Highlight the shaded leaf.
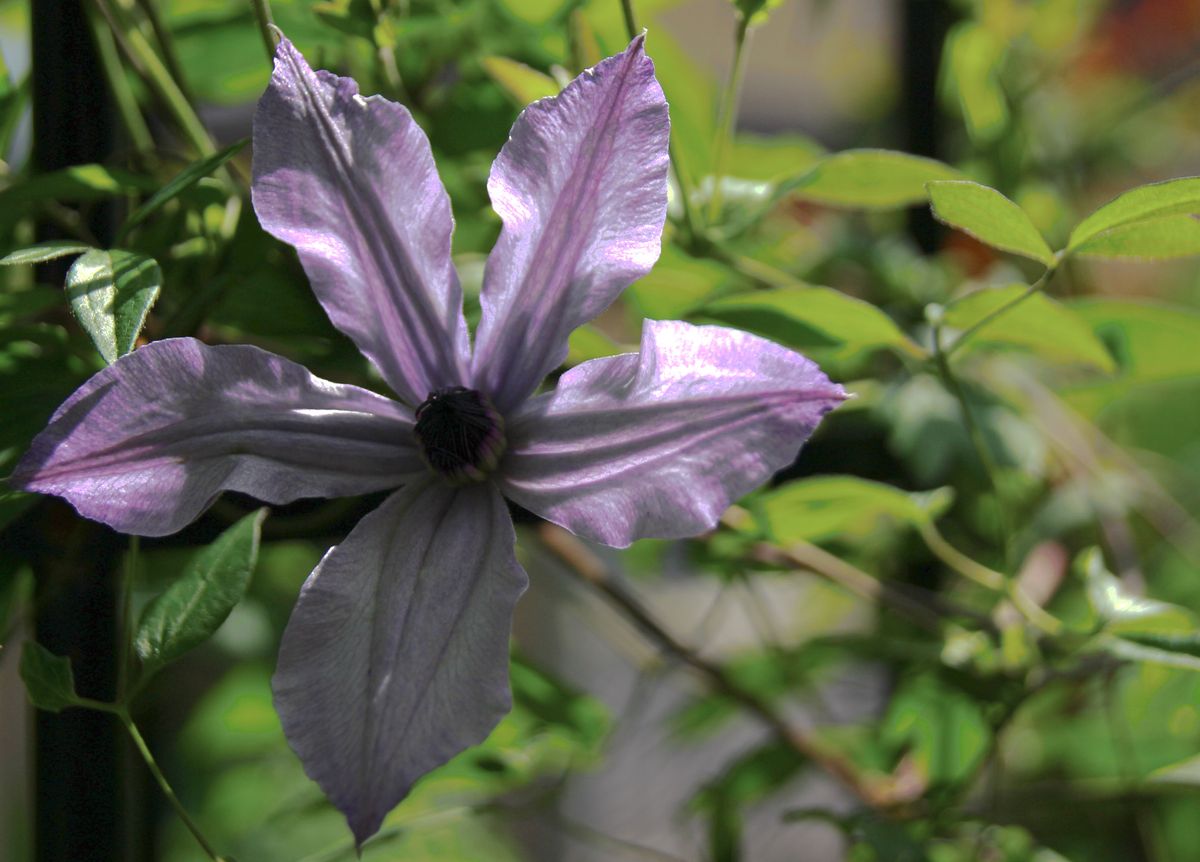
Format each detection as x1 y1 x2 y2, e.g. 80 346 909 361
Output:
0 241 91 266
118 138 247 239
135 509 267 679
782 149 963 210
0 164 155 211
65 249 161 364
943 285 1116 371
20 641 79 712
698 285 925 365
881 674 990 786
1068 176 1200 251
928 180 1056 266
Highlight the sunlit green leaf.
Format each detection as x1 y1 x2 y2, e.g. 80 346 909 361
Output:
481 56 560 105
782 149 963 210
727 133 825 183
19 641 79 713
943 285 1116 371
0 241 91 266
928 181 1056 266
118 138 247 239
754 476 952 546
1068 176 1200 251
65 249 161 364
135 509 267 679
565 324 624 366
698 286 925 364
944 22 1008 142
0 164 154 211
1070 213 1200 260
1083 548 1195 635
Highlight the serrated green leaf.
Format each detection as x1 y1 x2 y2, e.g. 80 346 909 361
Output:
943 285 1116 371
135 509 267 679
1068 176 1200 251
782 149 963 210
19 641 79 712
65 249 161 364
755 476 952 546
1069 213 1200 260
118 138 247 240
928 181 1056 266
481 56 560 106
698 286 925 364
0 241 91 266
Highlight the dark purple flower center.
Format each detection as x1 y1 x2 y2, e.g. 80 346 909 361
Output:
414 387 506 484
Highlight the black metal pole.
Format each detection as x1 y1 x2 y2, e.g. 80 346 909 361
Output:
900 0 954 253
30 3 123 860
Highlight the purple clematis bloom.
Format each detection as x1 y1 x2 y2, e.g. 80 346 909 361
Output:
13 35 845 843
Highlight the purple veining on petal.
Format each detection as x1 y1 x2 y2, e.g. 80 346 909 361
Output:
11 338 421 536
471 34 670 412
497 320 847 547
253 37 469 406
272 479 528 846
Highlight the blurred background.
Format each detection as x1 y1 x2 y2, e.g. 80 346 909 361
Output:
4 0 1200 860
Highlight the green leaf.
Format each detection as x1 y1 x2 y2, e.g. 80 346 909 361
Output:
727 133 825 183
565 324 624 367
1149 753 1200 786
733 0 786 25
928 181 1056 266
881 674 990 786
118 138 247 239
1068 176 1200 251
0 164 155 211
135 509 267 679
1081 548 1200 672
754 476 952 546
1069 213 1200 260
65 249 162 364
698 286 926 365
942 285 1116 371
943 22 1008 143
480 56 560 106
19 641 80 712
781 149 963 210
0 241 91 266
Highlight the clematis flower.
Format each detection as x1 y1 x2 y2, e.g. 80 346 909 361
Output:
12 35 846 843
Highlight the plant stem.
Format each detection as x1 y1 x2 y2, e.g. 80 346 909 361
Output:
116 535 139 702
92 0 216 157
118 708 226 861
944 262 1057 357
616 0 701 245
133 0 190 101
705 13 751 223
538 522 898 808
250 0 278 66
85 3 155 158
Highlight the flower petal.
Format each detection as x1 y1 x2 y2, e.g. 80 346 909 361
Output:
272 479 527 845
498 320 847 547
253 38 469 406
11 338 420 536
471 34 670 412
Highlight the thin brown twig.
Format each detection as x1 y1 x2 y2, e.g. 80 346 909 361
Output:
536 523 896 809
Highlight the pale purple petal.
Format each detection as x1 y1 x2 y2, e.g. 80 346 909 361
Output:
10 338 420 536
498 320 847 547
272 479 527 845
252 38 469 407
471 34 670 412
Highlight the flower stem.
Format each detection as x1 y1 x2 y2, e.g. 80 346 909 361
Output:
118 708 226 861
616 0 701 245
705 13 751 224
250 0 278 66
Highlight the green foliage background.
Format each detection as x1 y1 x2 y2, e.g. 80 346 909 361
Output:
5 0 1200 860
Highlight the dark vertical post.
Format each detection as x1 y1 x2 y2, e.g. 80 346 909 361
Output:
30 3 123 861
900 0 954 253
